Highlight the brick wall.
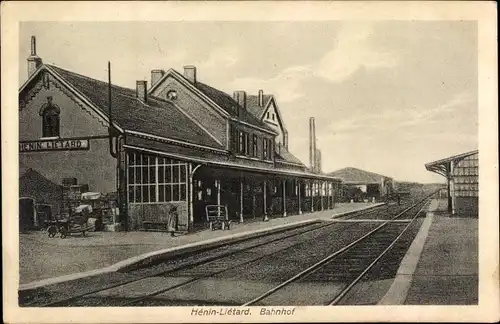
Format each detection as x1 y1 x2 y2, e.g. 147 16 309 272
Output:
455 197 478 217
151 76 227 145
19 76 117 193
128 201 189 231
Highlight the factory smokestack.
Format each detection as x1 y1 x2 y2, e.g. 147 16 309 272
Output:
315 148 322 174
309 117 317 172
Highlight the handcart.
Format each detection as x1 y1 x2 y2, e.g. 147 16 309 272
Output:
47 205 94 238
205 205 231 230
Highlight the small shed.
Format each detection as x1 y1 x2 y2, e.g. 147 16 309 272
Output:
19 168 63 214
327 167 394 202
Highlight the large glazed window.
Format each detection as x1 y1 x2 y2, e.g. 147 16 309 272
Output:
127 152 188 203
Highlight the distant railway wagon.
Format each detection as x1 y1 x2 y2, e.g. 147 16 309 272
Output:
395 191 411 198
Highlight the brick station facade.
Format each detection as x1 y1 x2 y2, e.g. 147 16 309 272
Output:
19 36 342 232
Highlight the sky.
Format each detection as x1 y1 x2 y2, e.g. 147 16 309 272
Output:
19 21 478 183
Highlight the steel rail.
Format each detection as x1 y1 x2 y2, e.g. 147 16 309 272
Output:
36 220 341 307
241 193 434 306
29 198 417 307
39 222 325 306
122 202 416 306
121 214 394 306
41 202 401 307
328 199 430 305
120 204 410 306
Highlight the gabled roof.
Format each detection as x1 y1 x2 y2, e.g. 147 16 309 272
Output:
425 149 478 178
193 82 274 132
276 145 306 167
19 168 62 208
247 94 288 132
425 149 478 168
327 167 392 184
19 161 30 178
246 94 272 119
21 65 224 150
148 68 276 134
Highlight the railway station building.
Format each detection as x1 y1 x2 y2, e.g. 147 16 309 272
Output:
327 167 394 202
425 150 479 216
19 36 342 232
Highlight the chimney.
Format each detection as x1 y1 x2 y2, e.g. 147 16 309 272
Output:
233 91 247 116
151 69 165 87
136 80 147 102
27 36 43 77
258 89 264 107
315 148 322 173
183 65 197 83
309 117 317 172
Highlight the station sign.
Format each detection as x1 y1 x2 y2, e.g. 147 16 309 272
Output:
19 139 90 153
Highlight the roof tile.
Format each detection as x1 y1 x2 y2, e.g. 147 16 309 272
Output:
246 94 272 119
46 65 224 149
192 81 275 132
275 145 306 167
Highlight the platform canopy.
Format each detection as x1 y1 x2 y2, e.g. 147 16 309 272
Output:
425 149 478 178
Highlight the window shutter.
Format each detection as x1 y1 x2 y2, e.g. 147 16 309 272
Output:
239 131 244 154
245 133 250 155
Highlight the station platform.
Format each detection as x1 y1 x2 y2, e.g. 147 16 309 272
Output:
20 202 382 287
379 198 478 305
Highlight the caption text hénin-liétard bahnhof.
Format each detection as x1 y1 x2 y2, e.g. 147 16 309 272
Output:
191 307 296 316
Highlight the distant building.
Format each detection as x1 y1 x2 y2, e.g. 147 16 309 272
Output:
327 167 394 201
425 150 478 216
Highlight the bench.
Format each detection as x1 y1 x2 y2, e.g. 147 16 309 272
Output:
205 205 231 230
142 221 169 231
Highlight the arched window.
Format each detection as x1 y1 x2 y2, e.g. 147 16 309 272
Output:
39 96 60 137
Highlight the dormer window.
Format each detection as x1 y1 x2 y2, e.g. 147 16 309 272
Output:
166 90 178 100
39 96 60 138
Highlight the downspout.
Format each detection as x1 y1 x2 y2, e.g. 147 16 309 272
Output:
108 61 126 229
117 134 127 230
108 61 118 158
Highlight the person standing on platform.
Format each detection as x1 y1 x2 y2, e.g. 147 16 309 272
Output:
167 205 178 237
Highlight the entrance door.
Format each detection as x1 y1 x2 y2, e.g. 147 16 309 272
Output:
192 178 218 225
19 197 35 232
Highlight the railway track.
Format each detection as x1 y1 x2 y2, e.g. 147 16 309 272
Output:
23 194 433 307
26 203 393 307
242 198 431 306
132 197 431 306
